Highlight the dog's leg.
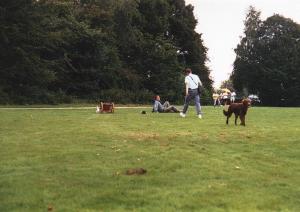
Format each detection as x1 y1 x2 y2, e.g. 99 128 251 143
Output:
226 112 232 125
235 114 238 125
240 115 245 126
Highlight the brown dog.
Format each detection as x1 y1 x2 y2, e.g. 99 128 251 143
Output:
223 99 251 126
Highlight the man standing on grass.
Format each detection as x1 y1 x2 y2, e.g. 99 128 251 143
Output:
180 68 203 118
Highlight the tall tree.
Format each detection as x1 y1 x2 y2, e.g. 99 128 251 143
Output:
113 0 212 103
231 6 262 95
232 6 300 106
169 0 213 101
254 15 300 106
0 0 56 103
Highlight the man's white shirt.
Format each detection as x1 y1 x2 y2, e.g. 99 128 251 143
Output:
185 73 202 89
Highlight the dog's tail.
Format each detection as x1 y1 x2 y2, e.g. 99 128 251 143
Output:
223 110 229 116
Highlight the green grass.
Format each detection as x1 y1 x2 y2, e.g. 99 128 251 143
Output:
0 106 299 211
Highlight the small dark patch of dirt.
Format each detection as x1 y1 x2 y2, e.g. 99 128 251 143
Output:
48 205 53 211
125 168 147 175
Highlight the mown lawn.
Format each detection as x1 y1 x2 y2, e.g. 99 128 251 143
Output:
0 106 299 211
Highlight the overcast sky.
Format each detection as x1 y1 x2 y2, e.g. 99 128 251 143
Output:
185 0 300 88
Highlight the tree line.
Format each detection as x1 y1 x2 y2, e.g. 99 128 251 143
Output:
0 0 213 104
232 6 300 106
1 2 299 106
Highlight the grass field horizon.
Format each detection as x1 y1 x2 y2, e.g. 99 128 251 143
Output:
1 106 299 211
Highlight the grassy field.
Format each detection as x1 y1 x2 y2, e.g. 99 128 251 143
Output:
0 106 299 211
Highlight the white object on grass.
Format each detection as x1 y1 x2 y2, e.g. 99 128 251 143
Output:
96 106 100 113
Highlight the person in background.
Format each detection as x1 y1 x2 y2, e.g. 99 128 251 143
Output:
221 92 231 105
212 93 220 107
231 91 236 103
180 68 203 118
152 95 180 113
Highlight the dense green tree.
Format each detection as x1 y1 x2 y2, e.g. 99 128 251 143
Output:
113 0 212 103
254 15 300 106
168 0 213 99
0 0 56 103
0 0 212 104
232 6 300 106
231 6 262 94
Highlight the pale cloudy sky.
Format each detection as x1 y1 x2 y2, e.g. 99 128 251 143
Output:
185 0 300 88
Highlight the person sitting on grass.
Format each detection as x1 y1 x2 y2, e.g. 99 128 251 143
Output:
152 95 180 113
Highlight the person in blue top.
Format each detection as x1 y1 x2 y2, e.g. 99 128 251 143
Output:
152 95 180 113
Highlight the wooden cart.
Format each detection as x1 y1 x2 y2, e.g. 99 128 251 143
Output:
99 102 114 113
